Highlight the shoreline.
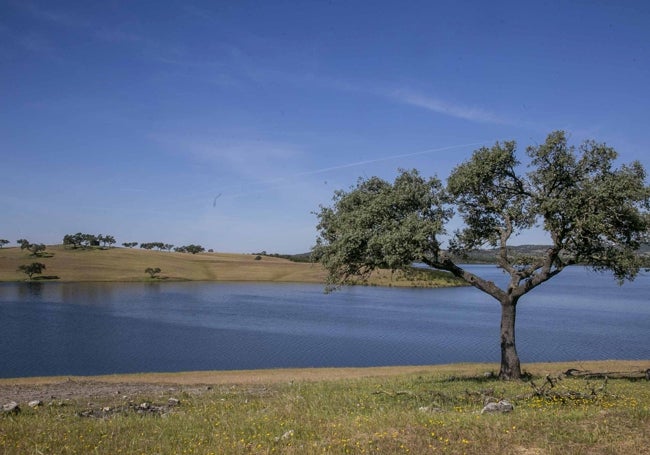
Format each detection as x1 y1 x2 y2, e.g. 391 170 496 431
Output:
1 359 647 389
0 245 463 287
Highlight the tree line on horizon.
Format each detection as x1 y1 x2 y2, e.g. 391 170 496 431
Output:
0 234 209 255
3 234 211 280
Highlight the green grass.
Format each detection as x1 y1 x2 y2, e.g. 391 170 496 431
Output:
1 362 648 454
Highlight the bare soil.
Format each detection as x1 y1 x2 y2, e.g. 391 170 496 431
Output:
2 360 646 404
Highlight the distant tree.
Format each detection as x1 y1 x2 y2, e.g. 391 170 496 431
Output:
18 262 46 279
28 243 47 257
0 239 9 248
174 246 187 253
140 243 155 250
122 242 138 248
314 131 650 380
63 233 84 249
184 244 205 254
83 234 100 247
16 239 47 256
17 239 31 250
100 235 116 248
145 267 162 278
163 243 174 252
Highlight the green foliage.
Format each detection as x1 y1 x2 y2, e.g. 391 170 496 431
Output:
314 169 452 288
315 131 650 378
0 239 9 248
17 262 46 279
145 267 162 278
16 239 30 250
122 241 138 248
98 234 116 247
140 242 173 251
526 132 650 282
16 239 47 256
175 244 205 254
63 232 113 249
28 243 47 256
316 131 650 288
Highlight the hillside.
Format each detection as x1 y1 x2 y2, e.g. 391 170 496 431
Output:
451 244 650 264
0 245 326 283
0 245 463 287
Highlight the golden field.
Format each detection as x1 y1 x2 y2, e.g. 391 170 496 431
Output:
0 245 463 287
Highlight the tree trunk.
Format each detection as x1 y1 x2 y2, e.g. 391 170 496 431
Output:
499 298 522 380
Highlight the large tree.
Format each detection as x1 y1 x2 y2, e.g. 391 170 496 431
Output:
314 131 650 379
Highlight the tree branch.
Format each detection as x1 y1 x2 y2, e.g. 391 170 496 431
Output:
423 258 507 302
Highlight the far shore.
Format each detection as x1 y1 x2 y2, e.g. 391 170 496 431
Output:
0 244 464 287
1 360 647 387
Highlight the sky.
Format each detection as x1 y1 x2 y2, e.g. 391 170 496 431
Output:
1 0 649 254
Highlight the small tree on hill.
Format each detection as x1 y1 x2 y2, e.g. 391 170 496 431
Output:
0 239 9 248
122 242 138 248
99 234 116 248
28 243 47 257
314 131 650 380
18 262 46 280
145 267 162 278
63 233 83 249
17 239 31 250
17 239 47 256
184 244 205 254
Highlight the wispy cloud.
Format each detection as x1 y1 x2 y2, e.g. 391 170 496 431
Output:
149 133 304 181
390 89 512 125
14 1 89 29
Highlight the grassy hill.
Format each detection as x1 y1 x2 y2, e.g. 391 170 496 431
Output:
0 245 463 287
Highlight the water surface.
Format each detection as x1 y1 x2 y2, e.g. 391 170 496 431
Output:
0 266 647 378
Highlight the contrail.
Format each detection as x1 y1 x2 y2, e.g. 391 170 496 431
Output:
291 141 488 177
215 140 488 200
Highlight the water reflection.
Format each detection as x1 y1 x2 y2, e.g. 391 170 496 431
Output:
18 282 45 299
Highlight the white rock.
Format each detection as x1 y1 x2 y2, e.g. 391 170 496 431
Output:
2 401 20 413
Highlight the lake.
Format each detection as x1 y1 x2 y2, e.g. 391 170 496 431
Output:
0 266 648 378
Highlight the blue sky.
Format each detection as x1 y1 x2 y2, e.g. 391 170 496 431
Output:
1 1 649 254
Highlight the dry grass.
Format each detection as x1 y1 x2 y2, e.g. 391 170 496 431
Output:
0 245 326 283
0 245 463 287
0 360 643 387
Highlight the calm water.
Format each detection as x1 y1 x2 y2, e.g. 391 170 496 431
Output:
0 266 648 378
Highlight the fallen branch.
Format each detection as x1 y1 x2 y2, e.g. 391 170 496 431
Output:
518 374 610 402
563 368 650 380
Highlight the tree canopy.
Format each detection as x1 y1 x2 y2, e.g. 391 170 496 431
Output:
314 131 650 379
17 262 46 280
